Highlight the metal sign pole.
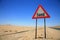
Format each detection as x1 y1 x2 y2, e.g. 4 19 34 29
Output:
35 19 37 39
44 18 46 39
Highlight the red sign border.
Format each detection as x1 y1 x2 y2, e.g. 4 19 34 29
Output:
32 5 50 19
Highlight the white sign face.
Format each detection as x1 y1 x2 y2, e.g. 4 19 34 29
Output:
35 8 46 17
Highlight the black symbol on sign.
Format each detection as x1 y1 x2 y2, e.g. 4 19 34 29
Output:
37 13 45 16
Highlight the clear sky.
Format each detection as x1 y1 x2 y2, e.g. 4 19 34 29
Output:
0 0 60 27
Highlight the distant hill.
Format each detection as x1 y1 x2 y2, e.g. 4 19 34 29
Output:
50 26 60 30
50 26 60 28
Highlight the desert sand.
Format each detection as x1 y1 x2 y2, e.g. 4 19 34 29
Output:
0 25 60 40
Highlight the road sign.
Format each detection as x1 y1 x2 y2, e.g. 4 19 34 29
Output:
32 5 50 39
32 5 50 19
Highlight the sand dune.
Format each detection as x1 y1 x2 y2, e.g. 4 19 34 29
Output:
0 25 60 40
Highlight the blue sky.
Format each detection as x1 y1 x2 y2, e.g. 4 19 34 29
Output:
0 0 60 27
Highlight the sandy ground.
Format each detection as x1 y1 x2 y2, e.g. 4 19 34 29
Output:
0 25 60 40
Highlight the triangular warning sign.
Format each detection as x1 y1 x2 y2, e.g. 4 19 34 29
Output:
32 5 50 19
